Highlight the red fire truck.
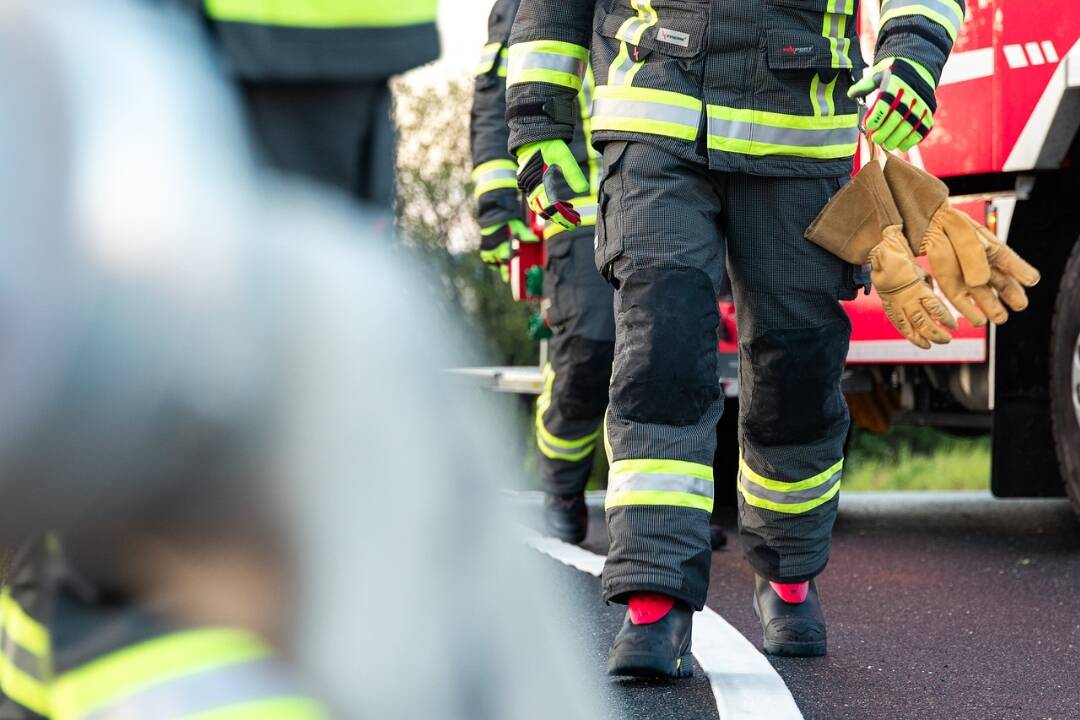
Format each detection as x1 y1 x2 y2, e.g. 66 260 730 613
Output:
468 2 1080 513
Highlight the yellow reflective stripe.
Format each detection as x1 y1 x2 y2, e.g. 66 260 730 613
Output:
51 629 271 720
616 0 658 45
825 75 837 116
542 196 597 238
611 458 714 480
475 42 502 76
507 41 589 90
899 56 938 89
739 457 843 493
592 85 702 141
181 697 330 720
608 490 713 511
707 105 857 158
535 365 599 462
498 48 509 78
537 421 599 451
538 438 596 462
536 363 554 415
579 64 601 190
810 73 839 117
0 654 49 716
879 1 963 41
602 415 614 465
203 0 437 28
0 590 49 657
738 476 841 514
472 159 519 198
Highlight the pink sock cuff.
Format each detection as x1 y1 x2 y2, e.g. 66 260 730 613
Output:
770 581 810 604
628 593 675 624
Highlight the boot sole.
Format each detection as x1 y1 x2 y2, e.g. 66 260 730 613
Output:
607 651 694 679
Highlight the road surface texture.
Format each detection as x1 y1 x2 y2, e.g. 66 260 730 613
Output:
520 491 1080 720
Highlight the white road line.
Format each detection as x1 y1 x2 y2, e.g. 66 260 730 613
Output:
522 530 804 720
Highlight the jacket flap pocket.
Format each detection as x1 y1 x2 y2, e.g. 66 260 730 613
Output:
598 6 706 59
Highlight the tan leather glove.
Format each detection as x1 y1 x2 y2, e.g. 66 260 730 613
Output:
805 159 901 264
883 156 1040 325
870 227 958 349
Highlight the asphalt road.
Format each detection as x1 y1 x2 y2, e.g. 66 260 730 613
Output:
523 491 1080 720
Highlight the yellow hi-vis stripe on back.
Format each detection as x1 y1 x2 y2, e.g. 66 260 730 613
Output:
737 456 843 514
51 629 271 719
606 459 714 512
204 0 437 28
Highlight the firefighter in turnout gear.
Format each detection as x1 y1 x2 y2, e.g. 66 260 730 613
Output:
505 0 962 674
472 0 615 544
200 0 439 208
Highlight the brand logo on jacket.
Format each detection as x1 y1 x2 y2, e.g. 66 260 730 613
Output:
656 27 690 48
782 45 814 55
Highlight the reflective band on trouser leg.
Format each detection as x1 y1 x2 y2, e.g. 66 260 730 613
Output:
472 159 519 199
0 588 51 716
592 86 702 141
507 41 589 90
475 42 501 76
50 628 328 720
606 459 714 513
535 363 600 462
879 0 964 41
821 8 852 69
737 456 842 515
204 0 437 27
706 106 857 159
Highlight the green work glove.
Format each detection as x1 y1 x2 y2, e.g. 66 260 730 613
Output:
479 218 537 283
849 57 937 152
515 140 589 230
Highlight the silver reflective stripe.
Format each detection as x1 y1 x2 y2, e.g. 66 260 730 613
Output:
823 12 852 68
1 634 45 681
509 51 585 78
708 117 856 147
882 0 963 31
608 472 714 500
814 75 830 116
609 49 637 86
739 468 842 506
593 97 700 130
616 16 653 43
575 203 598 224
83 658 306 720
475 167 516 186
479 48 498 67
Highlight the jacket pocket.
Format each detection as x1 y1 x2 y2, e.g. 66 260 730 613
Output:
762 0 861 72
594 140 629 283
597 1 709 60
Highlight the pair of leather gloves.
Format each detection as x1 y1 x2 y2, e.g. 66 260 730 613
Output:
806 155 1041 348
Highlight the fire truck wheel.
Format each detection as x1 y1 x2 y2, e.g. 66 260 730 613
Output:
1050 237 1080 518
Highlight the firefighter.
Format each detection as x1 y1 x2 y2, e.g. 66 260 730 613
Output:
198 0 440 208
471 0 614 545
505 0 962 675
473 0 731 549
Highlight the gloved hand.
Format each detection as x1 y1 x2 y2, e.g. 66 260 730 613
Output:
515 140 589 230
870 226 958 349
480 218 538 283
883 156 1041 325
849 57 937 152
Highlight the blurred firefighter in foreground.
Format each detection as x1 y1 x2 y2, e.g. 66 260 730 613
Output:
471 0 729 549
0 2 603 718
499 0 1032 679
197 0 440 209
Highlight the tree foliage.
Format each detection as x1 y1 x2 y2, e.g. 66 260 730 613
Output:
392 74 536 367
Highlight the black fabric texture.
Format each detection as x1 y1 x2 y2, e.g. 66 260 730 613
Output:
741 319 850 447
610 267 720 427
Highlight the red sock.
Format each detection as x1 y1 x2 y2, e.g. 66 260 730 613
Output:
628 593 675 624
770 581 809 604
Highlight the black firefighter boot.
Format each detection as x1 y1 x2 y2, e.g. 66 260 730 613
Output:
542 492 588 545
752 575 827 657
608 595 694 678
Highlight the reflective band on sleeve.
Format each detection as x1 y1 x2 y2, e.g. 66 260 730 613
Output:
507 41 589 90
606 459 714 512
472 159 519 198
51 628 274 720
204 0 437 28
592 85 702 141
879 0 965 41
737 456 843 515
706 106 857 159
475 42 502 76
615 0 658 45
498 48 509 78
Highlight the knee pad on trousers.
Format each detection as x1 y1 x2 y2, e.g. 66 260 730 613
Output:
552 336 615 421
611 268 719 427
741 318 850 446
